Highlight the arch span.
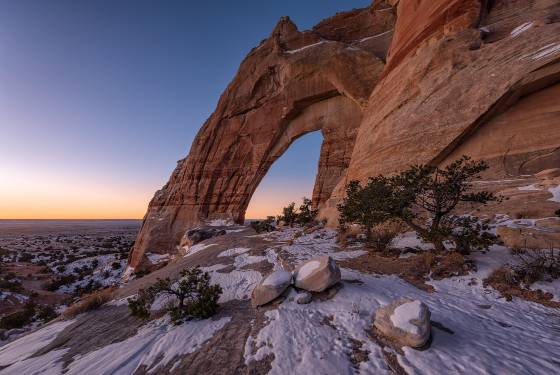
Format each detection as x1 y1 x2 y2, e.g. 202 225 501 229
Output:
128 8 394 268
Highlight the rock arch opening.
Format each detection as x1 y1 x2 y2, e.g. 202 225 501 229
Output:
245 130 323 221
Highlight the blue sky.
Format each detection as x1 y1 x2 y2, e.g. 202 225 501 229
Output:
0 0 370 219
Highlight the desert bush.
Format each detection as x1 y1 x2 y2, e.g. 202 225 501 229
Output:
75 280 103 297
128 267 222 324
19 252 33 262
338 178 395 241
0 278 24 293
250 216 276 233
62 288 115 318
277 197 318 227
0 301 36 329
278 202 297 227
366 220 406 252
338 156 500 252
295 197 318 226
511 246 560 285
44 274 77 291
36 304 58 322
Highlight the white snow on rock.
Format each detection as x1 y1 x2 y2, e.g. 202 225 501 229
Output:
295 260 321 281
523 43 560 61
262 270 292 287
201 266 261 303
206 218 235 226
517 184 541 191
390 300 426 335
0 349 68 375
548 185 560 202
218 247 251 257
122 266 135 282
510 21 533 37
64 316 231 374
0 319 75 367
285 40 328 54
146 253 170 264
184 243 216 257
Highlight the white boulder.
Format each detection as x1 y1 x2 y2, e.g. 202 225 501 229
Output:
251 269 292 307
374 297 431 348
294 256 341 292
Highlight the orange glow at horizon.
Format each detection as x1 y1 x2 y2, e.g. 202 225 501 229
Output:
0 166 151 219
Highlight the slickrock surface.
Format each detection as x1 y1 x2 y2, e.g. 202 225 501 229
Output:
130 0 560 268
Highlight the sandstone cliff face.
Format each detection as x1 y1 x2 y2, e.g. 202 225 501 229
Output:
130 0 560 269
324 0 560 221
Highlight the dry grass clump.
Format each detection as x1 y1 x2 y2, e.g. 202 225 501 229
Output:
340 250 473 292
62 287 115 319
484 264 560 308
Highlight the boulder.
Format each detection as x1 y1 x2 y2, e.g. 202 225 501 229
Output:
251 269 292 307
536 168 560 180
179 227 226 248
294 256 341 292
374 297 431 348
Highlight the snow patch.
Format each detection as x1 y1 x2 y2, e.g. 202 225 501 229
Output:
285 41 328 54
218 247 251 257
201 266 261 303
390 300 426 335
206 218 235 227
510 21 533 37
0 319 76 367
184 243 216 257
295 260 321 281
146 253 170 264
262 270 292 287
548 185 560 202
64 316 231 374
517 184 541 191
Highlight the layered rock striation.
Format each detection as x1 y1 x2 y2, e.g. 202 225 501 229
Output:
130 0 560 269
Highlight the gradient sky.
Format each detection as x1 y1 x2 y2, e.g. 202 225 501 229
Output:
0 0 370 220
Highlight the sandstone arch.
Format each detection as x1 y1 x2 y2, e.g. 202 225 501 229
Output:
129 5 395 269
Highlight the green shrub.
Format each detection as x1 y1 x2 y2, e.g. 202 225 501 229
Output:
278 202 297 227
36 304 58 322
250 216 276 233
128 267 222 324
295 198 318 226
277 197 318 227
0 301 36 329
338 156 501 252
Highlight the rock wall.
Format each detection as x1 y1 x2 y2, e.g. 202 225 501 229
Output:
130 0 560 269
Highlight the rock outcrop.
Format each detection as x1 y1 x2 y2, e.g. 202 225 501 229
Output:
130 0 560 269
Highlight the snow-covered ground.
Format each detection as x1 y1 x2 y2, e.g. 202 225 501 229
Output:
1 224 559 374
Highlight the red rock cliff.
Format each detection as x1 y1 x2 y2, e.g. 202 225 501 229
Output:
130 0 560 269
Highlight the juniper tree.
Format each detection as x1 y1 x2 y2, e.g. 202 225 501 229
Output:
337 177 396 241
338 156 500 252
296 197 318 226
389 156 499 252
